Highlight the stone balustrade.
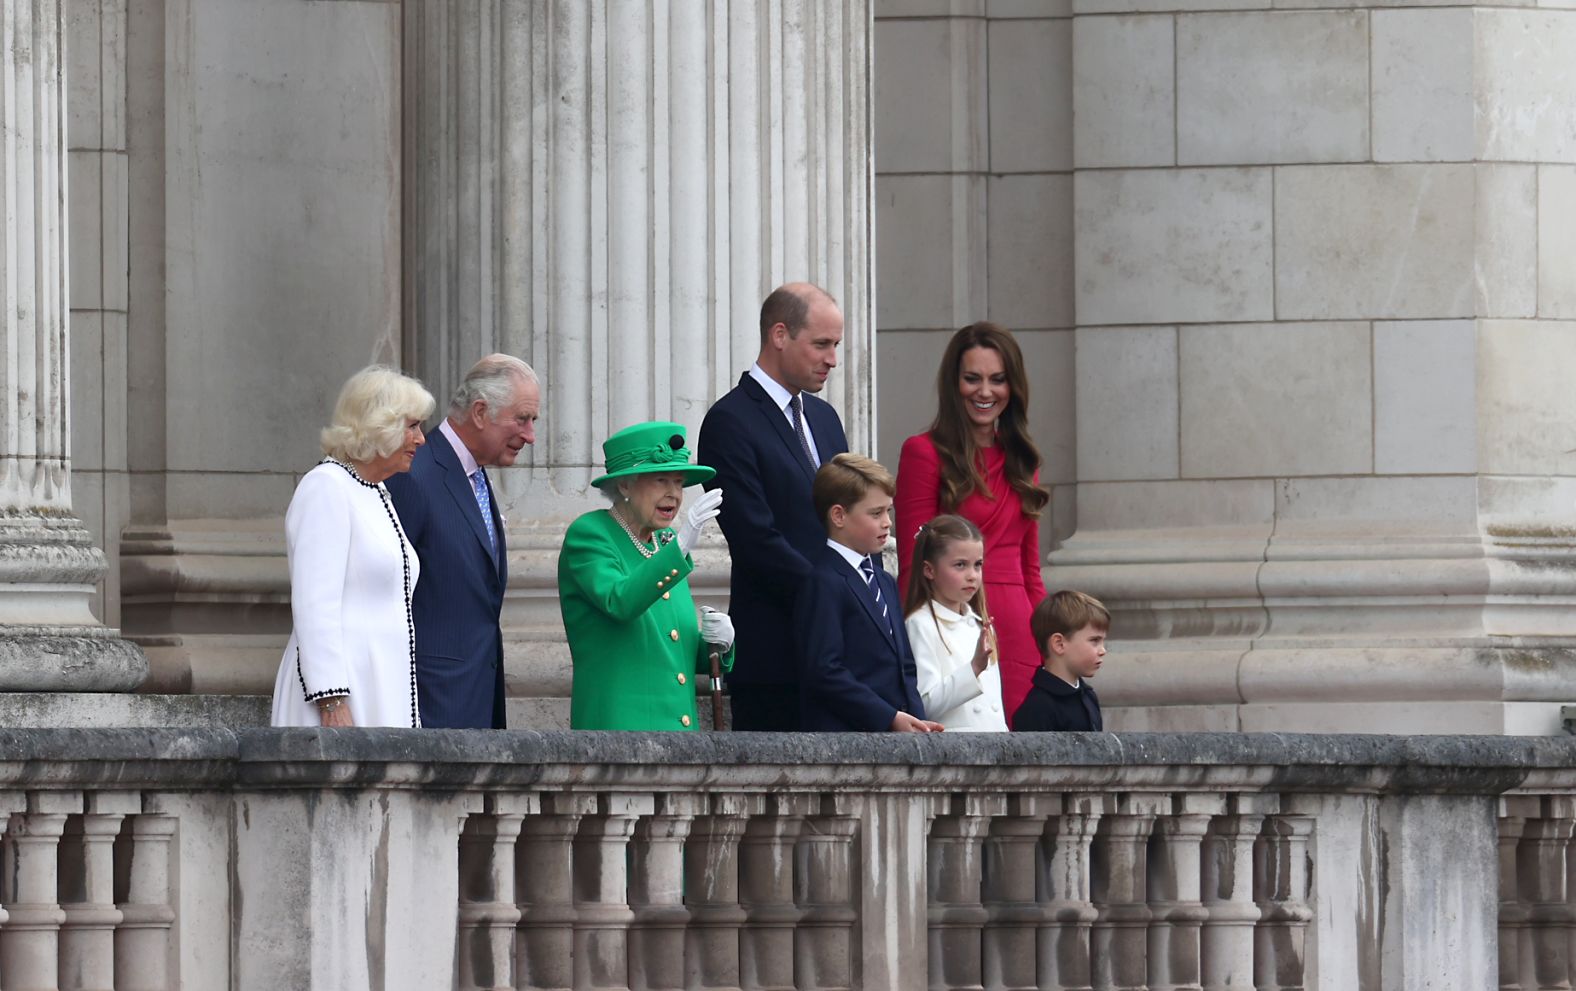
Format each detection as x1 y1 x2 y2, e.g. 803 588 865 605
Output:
1 730 1574 989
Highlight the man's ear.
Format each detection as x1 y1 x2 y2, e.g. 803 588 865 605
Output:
768 321 790 351
829 504 846 529
469 399 490 429
1048 632 1067 656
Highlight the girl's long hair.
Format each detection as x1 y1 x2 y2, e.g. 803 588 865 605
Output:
928 322 1049 517
903 515 993 656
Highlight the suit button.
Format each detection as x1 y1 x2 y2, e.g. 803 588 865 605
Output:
669 630 679 641
662 592 670 600
680 714 691 727
677 673 687 685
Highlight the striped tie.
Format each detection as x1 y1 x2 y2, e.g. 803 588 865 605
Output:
859 556 890 632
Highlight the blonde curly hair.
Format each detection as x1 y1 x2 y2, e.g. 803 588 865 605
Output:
319 365 436 463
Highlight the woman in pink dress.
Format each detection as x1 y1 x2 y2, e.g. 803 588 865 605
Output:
895 322 1049 727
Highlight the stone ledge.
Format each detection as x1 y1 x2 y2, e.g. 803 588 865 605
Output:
0 728 1571 795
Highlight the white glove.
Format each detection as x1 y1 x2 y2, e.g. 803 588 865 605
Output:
677 487 724 556
699 605 735 650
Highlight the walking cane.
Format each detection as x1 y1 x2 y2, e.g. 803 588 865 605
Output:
707 647 726 730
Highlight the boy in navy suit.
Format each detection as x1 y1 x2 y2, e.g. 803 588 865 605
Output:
795 454 944 733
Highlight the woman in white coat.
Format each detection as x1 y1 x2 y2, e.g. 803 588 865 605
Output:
269 365 436 728
901 515 1009 731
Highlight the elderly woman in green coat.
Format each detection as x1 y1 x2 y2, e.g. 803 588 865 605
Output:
558 421 735 730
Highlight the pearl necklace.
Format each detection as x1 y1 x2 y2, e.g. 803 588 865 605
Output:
610 506 658 559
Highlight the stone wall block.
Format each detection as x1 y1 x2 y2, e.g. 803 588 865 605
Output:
1074 326 1179 482
877 174 988 330
1179 322 1372 479
68 151 104 310
1476 164 1538 319
1177 11 1368 166
1071 15 1174 169
1017 329 1077 488
988 175 1074 330
988 17 1071 173
1274 165 1476 321
1478 9 1576 164
1371 9 1474 163
1479 320 1576 476
1075 169 1273 326
1373 320 1477 475
1537 166 1576 317
874 16 986 173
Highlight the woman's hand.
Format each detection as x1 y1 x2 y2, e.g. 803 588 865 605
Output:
890 711 945 733
699 606 735 650
317 697 354 727
678 488 724 555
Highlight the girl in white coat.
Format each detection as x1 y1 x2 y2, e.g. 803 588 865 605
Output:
901 515 1008 731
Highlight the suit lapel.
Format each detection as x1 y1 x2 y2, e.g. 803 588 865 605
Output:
741 373 817 483
434 434 501 572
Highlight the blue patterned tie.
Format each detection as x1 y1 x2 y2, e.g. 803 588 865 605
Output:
471 469 496 552
788 394 818 471
859 556 890 633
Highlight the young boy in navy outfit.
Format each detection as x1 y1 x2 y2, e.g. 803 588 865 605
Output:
1013 590 1109 731
795 454 944 733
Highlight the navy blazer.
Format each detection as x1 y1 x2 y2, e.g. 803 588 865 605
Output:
384 432 508 728
698 373 849 688
794 546 926 732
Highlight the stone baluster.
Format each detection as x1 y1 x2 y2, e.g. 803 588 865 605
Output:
1500 798 1538 991
113 812 176 991
740 794 815 990
1091 795 1163 991
0 794 23 935
1200 796 1276 991
516 792 594 991
573 793 653 991
928 794 1004 991
457 797 527 991
58 794 137 991
983 794 1056 990
1518 799 1576 991
1148 796 1222 991
795 794 859 991
0 792 80 989
627 794 699 991
1253 815 1314 991
1039 793 1110 991
684 793 759 990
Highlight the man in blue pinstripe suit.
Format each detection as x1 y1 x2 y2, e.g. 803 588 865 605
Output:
386 355 540 728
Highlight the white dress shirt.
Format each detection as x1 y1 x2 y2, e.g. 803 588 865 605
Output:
904 600 1008 732
749 362 823 467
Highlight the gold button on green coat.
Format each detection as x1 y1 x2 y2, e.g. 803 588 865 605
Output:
559 509 734 730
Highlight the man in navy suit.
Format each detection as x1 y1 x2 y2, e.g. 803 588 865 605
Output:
386 355 540 728
698 283 850 730
794 453 941 732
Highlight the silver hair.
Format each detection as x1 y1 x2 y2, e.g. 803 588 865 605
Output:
320 365 436 463
449 354 538 421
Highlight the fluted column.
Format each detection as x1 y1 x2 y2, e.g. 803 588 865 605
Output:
0 0 145 691
403 0 875 518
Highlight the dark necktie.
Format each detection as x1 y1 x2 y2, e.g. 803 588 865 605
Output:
788 394 817 471
859 556 891 634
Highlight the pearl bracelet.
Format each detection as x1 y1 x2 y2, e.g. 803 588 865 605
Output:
318 697 346 712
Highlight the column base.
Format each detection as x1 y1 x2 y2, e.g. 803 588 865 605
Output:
0 631 147 692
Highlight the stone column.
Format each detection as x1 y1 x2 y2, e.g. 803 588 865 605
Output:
401 2 877 701
0 792 79 989
114 813 177 991
57 793 137 991
0 0 144 692
457 807 524 991
1057 1 1576 734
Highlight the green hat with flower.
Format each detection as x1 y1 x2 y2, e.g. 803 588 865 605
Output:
591 421 715 488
